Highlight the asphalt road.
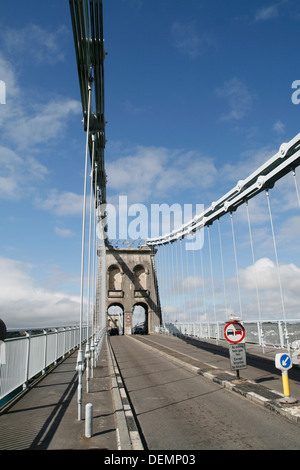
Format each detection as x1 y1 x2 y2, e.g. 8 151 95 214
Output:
110 335 300 450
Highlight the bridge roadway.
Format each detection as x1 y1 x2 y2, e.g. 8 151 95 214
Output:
0 333 300 450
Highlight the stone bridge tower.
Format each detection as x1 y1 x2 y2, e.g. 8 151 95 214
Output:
105 244 162 335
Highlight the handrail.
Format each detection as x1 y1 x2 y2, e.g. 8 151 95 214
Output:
0 326 89 406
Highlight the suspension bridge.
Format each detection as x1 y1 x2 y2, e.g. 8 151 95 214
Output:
1 0 300 451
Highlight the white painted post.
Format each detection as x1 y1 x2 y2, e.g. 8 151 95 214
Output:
85 403 93 438
24 332 31 390
43 329 48 375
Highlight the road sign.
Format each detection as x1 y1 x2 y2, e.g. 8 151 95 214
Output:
275 353 297 404
224 321 245 344
275 353 292 371
229 343 247 371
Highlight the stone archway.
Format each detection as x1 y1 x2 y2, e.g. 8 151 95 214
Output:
132 302 148 334
107 303 124 334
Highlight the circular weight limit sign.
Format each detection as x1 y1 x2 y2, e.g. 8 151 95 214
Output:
224 321 245 344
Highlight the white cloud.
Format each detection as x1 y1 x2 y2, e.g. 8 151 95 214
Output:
55 227 74 238
4 99 81 150
0 258 81 328
273 120 285 134
37 189 83 216
106 144 217 204
215 77 254 121
2 23 68 64
166 257 300 321
241 258 279 290
238 257 300 318
255 5 279 22
171 21 216 59
0 146 49 200
0 53 81 200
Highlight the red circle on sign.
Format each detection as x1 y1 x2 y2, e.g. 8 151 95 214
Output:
224 321 245 344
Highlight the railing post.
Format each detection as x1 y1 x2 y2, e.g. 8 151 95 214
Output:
24 331 31 390
257 321 262 345
54 328 58 365
63 327 66 359
257 321 265 353
43 329 48 375
216 321 220 343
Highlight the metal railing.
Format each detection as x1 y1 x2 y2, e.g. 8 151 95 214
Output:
0 325 107 408
159 320 300 350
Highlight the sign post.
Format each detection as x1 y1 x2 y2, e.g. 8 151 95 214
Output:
224 320 247 379
275 353 297 404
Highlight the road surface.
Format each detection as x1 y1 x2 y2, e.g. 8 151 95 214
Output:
110 335 300 450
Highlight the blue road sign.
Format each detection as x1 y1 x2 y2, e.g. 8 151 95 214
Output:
275 353 292 371
280 354 291 369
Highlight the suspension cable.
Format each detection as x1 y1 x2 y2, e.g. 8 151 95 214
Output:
163 244 168 324
207 225 218 342
185 245 192 324
230 212 243 319
192 242 199 323
245 200 264 352
85 133 95 392
170 243 176 322
217 218 228 319
91 162 97 373
199 229 207 322
180 238 186 323
87 138 95 327
265 189 289 351
175 240 181 320
167 243 172 322
292 168 300 207
77 78 93 421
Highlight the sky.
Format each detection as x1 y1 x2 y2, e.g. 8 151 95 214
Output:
1 0 300 329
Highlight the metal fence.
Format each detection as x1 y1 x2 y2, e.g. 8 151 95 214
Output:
160 320 300 350
0 326 90 405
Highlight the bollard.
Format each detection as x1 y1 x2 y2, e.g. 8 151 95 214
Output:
282 370 290 397
85 403 93 438
275 353 298 404
279 370 297 404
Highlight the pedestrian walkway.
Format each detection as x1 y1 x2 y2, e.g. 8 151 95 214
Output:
0 337 119 450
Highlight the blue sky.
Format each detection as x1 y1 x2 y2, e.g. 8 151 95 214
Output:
1 0 300 328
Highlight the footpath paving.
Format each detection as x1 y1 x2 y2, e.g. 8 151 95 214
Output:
0 332 299 451
0 337 120 450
